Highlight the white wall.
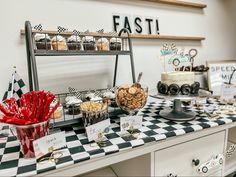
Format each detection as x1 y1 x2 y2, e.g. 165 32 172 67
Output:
0 0 235 98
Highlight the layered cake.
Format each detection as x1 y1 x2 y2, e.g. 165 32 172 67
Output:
157 72 200 95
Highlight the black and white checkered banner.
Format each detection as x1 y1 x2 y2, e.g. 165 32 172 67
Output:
33 24 43 31
72 30 80 36
84 30 90 34
2 70 28 103
68 87 82 99
57 26 67 34
109 31 118 36
97 29 104 34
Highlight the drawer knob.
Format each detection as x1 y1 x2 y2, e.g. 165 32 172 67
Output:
192 159 200 166
167 173 177 177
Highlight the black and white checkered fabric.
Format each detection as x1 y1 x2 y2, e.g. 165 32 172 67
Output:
2 71 28 102
1 100 236 176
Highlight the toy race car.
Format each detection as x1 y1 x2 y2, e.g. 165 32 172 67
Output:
197 154 224 174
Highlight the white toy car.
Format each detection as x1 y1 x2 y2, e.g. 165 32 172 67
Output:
197 154 224 174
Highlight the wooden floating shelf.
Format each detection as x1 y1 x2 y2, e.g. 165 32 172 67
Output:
130 34 205 41
142 0 207 9
20 29 205 41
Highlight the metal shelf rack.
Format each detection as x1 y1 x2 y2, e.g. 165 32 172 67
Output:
24 21 136 127
24 20 136 91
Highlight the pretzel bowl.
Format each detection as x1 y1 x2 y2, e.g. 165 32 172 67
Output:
80 101 108 127
116 84 148 114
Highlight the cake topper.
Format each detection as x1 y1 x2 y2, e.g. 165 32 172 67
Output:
84 30 90 34
68 87 82 99
72 30 80 42
109 31 118 37
57 26 68 34
188 49 198 71
33 24 43 31
160 43 177 56
72 30 80 36
160 44 195 72
97 29 104 34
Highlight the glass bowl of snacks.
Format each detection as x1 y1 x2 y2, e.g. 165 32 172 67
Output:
116 83 148 115
80 101 108 127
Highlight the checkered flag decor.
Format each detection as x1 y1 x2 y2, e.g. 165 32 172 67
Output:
109 31 118 37
72 30 80 36
2 70 28 103
33 24 43 31
97 29 104 34
57 26 67 33
84 30 90 34
94 90 102 97
68 87 82 99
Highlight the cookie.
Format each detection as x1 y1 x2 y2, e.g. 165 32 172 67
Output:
168 84 180 95
157 81 169 95
181 84 191 95
191 82 200 95
116 84 147 111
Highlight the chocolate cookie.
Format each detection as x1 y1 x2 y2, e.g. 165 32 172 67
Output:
191 82 200 95
181 84 191 95
157 81 169 95
168 84 180 95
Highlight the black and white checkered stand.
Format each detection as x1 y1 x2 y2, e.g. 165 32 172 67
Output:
0 100 236 176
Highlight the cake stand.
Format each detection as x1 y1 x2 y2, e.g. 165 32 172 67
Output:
150 94 198 122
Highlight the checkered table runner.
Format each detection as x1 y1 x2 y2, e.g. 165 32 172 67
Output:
1 100 236 176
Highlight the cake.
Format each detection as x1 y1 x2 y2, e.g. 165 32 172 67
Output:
67 35 81 50
97 38 109 51
82 36 96 50
34 33 51 50
110 37 122 51
157 72 200 95
51 35 67 50
65 96 82 115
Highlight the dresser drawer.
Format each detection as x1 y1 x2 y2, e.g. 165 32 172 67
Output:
155 131 225 177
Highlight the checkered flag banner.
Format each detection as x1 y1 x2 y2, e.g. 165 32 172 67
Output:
94 90 102 97
2 71 28 103
33 24 43 31
109 31 118 36
84 30 90 34
97 29 104 34
68 87 82 99
73 30 80 36
57 26 67 33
